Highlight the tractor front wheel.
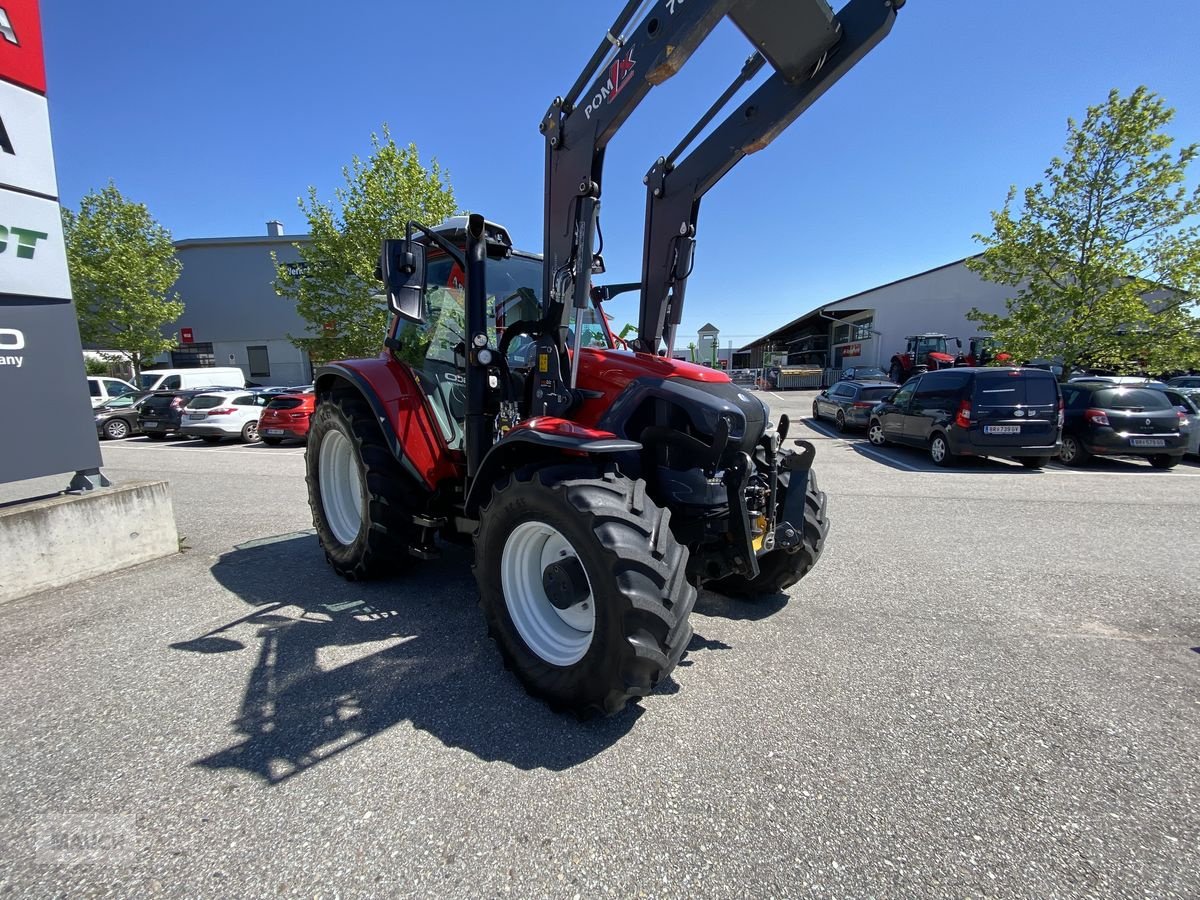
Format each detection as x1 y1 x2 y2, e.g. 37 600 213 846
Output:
711 468 828 597
475 467 696 716
306 390 419 581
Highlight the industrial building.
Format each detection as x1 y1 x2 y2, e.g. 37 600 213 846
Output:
155 222 314 386
737 256 1016 379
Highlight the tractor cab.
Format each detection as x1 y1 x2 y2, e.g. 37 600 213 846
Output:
906 333 952 364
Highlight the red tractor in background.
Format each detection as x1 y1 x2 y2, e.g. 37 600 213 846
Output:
304 0 908 716
888 333 961 384
961 336 1011 367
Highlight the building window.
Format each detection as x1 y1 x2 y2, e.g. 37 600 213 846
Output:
171 342 215 368
852 317 874 341
247 345 271 379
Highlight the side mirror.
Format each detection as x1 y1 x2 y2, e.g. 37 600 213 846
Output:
380 239 426 323
955 337 963 349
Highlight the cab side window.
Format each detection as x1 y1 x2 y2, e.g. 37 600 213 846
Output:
162 375 181 390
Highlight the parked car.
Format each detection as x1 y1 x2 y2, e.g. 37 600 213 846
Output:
838 366 890 382
1166 375 1200 389
94 392 150 440
136 387 243 440
258 390 316 445
1058 382 1187 469
867 367 1062 468
178 390 271 443
87 376 138 408
812 380 898 431
135 366 247 392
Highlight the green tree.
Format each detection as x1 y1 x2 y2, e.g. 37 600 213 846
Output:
275 127 458 362
63 182 184 379
967 87 1200 379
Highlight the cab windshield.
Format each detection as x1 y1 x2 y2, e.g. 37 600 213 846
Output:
403 252 613 365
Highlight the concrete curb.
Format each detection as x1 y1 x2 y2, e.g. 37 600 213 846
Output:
0 480 178 604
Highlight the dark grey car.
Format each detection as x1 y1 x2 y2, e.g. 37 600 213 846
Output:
812 380 899 431
867 367 1062 467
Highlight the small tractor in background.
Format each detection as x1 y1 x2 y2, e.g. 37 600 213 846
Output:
304 0 908 716
888 333 961 384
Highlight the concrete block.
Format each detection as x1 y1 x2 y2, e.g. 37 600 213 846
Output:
0 481 178 604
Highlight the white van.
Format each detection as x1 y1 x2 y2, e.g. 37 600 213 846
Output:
88 376 139 407
136 367 247 392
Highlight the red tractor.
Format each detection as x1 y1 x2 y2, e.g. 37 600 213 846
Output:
888 333 961 384
305 0 906 715
962 336 1011 367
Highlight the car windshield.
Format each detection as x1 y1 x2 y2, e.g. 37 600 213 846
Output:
137 373 162 389
1095 388 1172 410
974 373 1058 407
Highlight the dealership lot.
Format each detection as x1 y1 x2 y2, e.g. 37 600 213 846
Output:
0 390 1197 898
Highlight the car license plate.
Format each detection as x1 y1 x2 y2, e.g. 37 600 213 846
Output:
189 412 206 420
143 421 157 428
265 429 285 436
1130 438 1165 447
984 425 1020 434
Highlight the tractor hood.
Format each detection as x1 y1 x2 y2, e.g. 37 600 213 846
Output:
928 351 956 364
576 348 731 392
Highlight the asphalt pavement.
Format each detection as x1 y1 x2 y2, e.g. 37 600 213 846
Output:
0 393 1197 898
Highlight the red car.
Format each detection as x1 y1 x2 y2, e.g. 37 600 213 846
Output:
258 390 315 445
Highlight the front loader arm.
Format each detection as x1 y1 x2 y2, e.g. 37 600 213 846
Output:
541 0 739 335
634 0 903 355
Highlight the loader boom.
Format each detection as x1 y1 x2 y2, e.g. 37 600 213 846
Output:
541 0 905 357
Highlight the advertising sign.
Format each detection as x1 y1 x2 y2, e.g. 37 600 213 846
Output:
0 77 56 196
0 0 46 94
0 0 103 486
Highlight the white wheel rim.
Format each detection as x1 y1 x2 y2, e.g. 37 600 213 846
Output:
932 438 945 462
108 421 127 438
500 521 595 667
1062 439 1075 461
319 430 364 546
869 423 883 445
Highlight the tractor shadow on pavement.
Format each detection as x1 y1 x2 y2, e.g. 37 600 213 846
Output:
185 532 645 781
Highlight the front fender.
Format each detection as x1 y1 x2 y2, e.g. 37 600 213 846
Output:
315 359 463 492
463 421 640 517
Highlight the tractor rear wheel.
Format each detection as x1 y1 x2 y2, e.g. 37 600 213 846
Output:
711 468 828 597
475 466 696 716
306 390 419 581
889 361 905 384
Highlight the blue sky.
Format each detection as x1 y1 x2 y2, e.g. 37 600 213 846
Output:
42 0 1200 350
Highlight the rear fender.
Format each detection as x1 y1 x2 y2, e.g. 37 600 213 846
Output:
315 359 462 491
464 419 640 517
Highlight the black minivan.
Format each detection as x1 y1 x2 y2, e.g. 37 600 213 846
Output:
867 367 1062 467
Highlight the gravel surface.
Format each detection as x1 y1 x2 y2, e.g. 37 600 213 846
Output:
0 393 1196 899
